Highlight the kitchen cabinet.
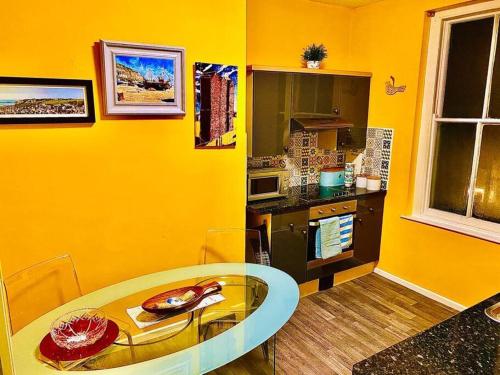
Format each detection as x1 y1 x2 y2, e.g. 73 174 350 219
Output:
270 210 308 284
247 190 386 287
335 76 371 150
248 66 371 157
292 73 335 118
248 71 292 157
353 194 385 263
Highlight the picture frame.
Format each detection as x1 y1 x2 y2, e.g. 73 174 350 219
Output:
0 77 95 124
100 40 185 116
194 62 238 149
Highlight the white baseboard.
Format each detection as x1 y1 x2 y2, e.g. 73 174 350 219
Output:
374 268 466 311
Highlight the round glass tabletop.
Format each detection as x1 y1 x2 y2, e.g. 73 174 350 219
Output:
13 263 299 374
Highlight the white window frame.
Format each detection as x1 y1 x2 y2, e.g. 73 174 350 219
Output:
410 0 500 244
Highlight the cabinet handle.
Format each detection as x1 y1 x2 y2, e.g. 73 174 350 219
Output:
343 206 348 210
369 207 375 213
331 208 336 212
318 210 324 214
289 223 294 232
355 218 363 223
301 230 307 236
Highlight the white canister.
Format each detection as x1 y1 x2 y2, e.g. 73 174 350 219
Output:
356 175 367 188
366 175 381 191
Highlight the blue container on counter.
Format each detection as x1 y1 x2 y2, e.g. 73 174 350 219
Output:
319 168 345 187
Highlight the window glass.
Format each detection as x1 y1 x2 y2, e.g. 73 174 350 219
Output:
442 17 493 118
430 123 476 215
473 125 500 223
488 29 500 118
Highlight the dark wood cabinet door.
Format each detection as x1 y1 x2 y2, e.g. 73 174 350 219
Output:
291 73 335 118
336 76 371 150
271 210 308 284
353 195 385 263
252 71 292 157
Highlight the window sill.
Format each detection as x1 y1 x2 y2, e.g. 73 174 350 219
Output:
401 214 500 244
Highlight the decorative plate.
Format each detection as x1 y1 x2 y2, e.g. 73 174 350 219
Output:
142 281 222 314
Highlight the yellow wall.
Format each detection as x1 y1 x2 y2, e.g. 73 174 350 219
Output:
247 0 353 69
349 0 500 306
0 0 247 293
248 0 499 306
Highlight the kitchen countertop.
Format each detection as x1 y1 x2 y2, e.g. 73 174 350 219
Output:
247 184 386 215
353 293 500 375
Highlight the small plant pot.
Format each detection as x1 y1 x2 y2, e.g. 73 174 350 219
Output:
307 61 320 69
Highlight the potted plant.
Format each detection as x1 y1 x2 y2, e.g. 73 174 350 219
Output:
302 44 328 69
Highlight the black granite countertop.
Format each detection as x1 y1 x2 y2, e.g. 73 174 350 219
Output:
353 293 500 375
247 184 386 215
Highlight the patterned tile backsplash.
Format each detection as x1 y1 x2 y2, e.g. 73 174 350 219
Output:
248 128 394 189
363 128 394 190
248 131 345 186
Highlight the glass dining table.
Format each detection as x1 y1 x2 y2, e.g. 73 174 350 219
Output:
12 263 299 374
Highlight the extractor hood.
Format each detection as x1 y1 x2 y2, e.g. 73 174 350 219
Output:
291 117 354 131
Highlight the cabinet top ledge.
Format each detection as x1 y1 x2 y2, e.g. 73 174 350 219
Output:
247 65 372 78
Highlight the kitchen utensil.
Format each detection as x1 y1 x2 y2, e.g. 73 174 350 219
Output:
356 174 367 188
319 168 345 187
344 163 355 188
367 175 381 191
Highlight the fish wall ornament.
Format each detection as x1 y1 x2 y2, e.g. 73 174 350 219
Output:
385 76 406 95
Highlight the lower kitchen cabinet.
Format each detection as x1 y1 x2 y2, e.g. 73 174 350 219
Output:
353 194 385 263
247 191 386 286
270 210 308 284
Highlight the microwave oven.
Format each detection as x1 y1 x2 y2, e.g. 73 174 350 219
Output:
247 168 289 202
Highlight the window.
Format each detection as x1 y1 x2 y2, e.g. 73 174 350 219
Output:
413 1 500 243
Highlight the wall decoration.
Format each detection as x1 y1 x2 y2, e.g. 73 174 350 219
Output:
385 76 406 95
100 40 185 115
194 62 238 149
0 77 95 124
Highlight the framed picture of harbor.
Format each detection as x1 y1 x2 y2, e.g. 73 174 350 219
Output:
194 63 238 149
101 40 185 115
0 77 95 124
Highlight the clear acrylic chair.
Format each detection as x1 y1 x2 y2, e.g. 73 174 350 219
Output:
199 228 272 360
0 264 14 375
4 254 82 334
203 228 269 265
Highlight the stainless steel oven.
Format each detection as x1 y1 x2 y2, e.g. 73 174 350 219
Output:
247 168 289 202
306 200 358 268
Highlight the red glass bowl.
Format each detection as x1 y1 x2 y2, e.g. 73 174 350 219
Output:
50 309 108 350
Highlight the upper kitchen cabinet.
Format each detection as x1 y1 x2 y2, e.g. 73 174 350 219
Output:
292 73 335 118
335 76 371 150
247 66 371 156
247 71 292 157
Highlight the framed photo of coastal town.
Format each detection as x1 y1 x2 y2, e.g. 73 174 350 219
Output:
0 77 95 124
100 40 185 116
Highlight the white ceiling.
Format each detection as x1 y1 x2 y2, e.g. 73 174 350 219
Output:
308 0 382 8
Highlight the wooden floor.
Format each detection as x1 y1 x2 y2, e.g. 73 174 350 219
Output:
275 273 457 375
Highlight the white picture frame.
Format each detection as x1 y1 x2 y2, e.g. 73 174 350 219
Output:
100 40 185 116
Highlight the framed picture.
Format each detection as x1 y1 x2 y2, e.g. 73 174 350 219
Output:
101 40 185 116
0 77 95 124
194 63 237 148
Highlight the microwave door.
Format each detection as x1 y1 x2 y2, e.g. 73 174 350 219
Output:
248 176 281 201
